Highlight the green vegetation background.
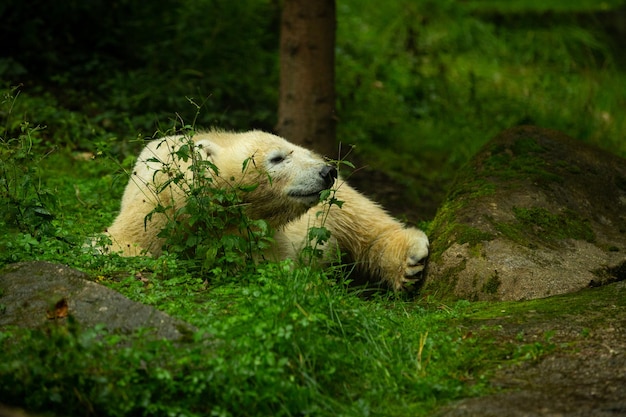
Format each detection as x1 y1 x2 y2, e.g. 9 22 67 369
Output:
1 0 625 416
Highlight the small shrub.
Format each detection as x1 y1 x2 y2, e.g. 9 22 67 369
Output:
142 128 274 278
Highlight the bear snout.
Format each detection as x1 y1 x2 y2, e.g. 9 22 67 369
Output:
320 165 338 188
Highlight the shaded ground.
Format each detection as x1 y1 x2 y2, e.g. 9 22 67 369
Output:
439 281 626 416
346 163 444 224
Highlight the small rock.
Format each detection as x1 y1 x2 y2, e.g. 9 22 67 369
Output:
0 261 194 340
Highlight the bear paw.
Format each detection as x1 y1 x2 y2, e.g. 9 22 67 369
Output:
374 227 429 291
402 228 430 287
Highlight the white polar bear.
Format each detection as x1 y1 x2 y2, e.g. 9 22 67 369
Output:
105 130 429 290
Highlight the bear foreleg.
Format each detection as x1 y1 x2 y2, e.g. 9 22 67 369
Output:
280 182 429 290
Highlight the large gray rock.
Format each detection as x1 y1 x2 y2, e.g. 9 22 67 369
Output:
423 126 626 301
0 261 194 340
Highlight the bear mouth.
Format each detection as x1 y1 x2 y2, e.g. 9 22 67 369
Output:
288 190 325 206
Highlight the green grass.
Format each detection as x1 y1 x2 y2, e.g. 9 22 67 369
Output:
336 0 626 189
0 105 500 416
462 0 625 12
0 257 503 417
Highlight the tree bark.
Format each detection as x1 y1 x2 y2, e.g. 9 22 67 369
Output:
276 0 337 158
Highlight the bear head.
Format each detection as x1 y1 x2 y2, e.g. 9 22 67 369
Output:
193 131 337 227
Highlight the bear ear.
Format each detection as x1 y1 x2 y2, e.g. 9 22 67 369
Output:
194 139 221 161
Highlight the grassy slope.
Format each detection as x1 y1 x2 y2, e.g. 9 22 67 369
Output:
337 0 626 190
1 0 626 415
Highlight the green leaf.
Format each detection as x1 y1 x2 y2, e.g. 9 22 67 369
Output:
319 189 331 201
238 183 259 193
308 226 331 244
340 160 355 169
329 197 344 209
175 144 191 162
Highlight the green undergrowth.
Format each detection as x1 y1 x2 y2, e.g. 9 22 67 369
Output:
336 0 626 191
0 259 500 417
0 161 602 415
1 253 593 416
463 0 625 12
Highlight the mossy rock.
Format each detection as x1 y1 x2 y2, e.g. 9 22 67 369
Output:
423 126 626 301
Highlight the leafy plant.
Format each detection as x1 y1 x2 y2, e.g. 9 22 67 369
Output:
300 153 354 264
0 87 126 267
139 127 274 278
0 87 57 236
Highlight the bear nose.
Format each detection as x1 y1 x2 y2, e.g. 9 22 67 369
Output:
319 165 338 188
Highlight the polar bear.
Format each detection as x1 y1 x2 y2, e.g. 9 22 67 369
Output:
105 130 429 290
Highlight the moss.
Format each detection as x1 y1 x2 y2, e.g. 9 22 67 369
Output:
427 200 461 262
447 178 496 202
493 220 530 247
482 137 563 186
557 159 582 175
429 219 494 263
488 206 595 248
423 259 467 299
468 281 626 321
513 207 595 243
481 271 501 295
511 137 545 154
468 241 484 258
428 183 495 263
457 226 494 246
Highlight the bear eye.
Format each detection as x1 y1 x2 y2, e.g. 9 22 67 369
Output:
269 154 286 164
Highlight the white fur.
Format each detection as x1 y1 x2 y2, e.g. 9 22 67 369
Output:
105 130 429 289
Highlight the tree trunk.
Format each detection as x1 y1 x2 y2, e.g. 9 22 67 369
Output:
276 0 337 158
